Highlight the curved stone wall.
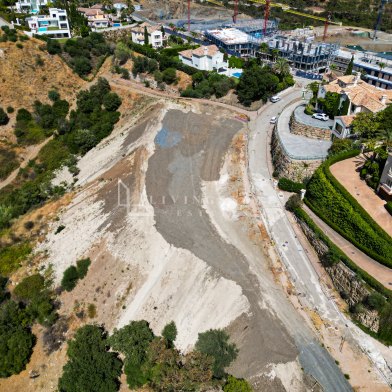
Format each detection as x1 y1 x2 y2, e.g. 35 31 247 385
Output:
290 107 332 141
271 128 323 182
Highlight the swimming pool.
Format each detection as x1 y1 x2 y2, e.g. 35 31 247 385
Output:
113 23 121 27
232 72 242 78
38 27 47 32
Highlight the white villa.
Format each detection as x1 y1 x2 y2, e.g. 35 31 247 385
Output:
15 0 49 13
179 45 227 72
26 8 71 39
318 73 392 139
131 22 165 48
378 154 392 199
78 8 110 29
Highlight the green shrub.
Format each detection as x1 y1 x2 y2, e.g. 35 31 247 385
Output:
6 106 14 114
0 148 18 180
305 149 392 268
278 178 304 193
285 194 303 212
384 201 392 216
0 108 9 125
61 266 79 292
292 207 392 300
223 375 253 392
14 274 45 301
0 243 32 275
76 258 91 279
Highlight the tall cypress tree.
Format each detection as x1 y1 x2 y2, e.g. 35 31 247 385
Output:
345 56 354 75
144 26 149 46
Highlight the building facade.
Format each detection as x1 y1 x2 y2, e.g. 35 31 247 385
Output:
333 49 392 90
179 45 227 71
26 8 71 38
378 154 392 200
131 23 165 48
15 0 49 13
318 73 392 138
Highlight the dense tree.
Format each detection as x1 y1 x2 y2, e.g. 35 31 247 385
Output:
195 329 238 378
48 90 60 102
103 93 122 112
58 325 122 392
162 67 177 84
72 56 92 77
0 108 9 126
144 26 149 45
223 375 253 392
46 39 62 55
61 266 79 292
0 276 9 304
0 301 35 377
351 112 380 140
319 92 340 118
114 42 130 65
110 320 154 388
162 321 177 347
237 65 279 106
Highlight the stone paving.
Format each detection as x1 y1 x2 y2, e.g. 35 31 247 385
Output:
294 104 334 129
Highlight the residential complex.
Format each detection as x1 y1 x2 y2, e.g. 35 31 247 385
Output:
26 8 71 39
179 45 227 71
333 49 392 90
131 22 165 48
15 0 49 13
318 73 392 138
204 24 338 72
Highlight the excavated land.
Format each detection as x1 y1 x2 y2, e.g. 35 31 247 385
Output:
0 95 338 391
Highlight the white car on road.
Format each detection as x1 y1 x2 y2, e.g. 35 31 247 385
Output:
270 96 281 103
270 116 277 124
312 113 329 121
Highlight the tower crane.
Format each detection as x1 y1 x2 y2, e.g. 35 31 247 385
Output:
373 0 388 40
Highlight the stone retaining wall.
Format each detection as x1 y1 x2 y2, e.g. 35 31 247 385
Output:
296 217 380 333
290 113 332 141
271 129 322 182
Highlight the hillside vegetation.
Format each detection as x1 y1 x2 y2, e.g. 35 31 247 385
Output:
0 31 85 114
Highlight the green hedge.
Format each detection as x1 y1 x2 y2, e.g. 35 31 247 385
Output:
305 149 392 268
385 201 392 216
293 207 392 300
278 178 304 193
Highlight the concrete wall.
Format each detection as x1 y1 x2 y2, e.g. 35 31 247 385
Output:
290 113 332 140
271 128 322 182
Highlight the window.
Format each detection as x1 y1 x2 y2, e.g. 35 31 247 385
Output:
387 179 392 188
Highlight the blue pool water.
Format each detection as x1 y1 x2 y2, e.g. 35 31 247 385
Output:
113 23 121 27
38 27 47 32
155 127 182 148
232 72 242 78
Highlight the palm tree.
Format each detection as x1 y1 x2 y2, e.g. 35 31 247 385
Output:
375 128 392 149
378 62 386 78
329 63 337 71
271 49 279 62
273 57 290 76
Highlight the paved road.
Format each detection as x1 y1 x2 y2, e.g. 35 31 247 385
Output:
303 204 392 289
249 88 353 392
248 88 392 388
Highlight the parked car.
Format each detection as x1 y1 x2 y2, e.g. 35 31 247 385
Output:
270 116 277 124
312 113 329 121
270 96 281 103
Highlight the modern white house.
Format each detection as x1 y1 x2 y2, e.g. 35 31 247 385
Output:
378 154 392 200
26 8 71 39
179 45 227 71
318 73 392 139
15 0 49 13
131 22 165 48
